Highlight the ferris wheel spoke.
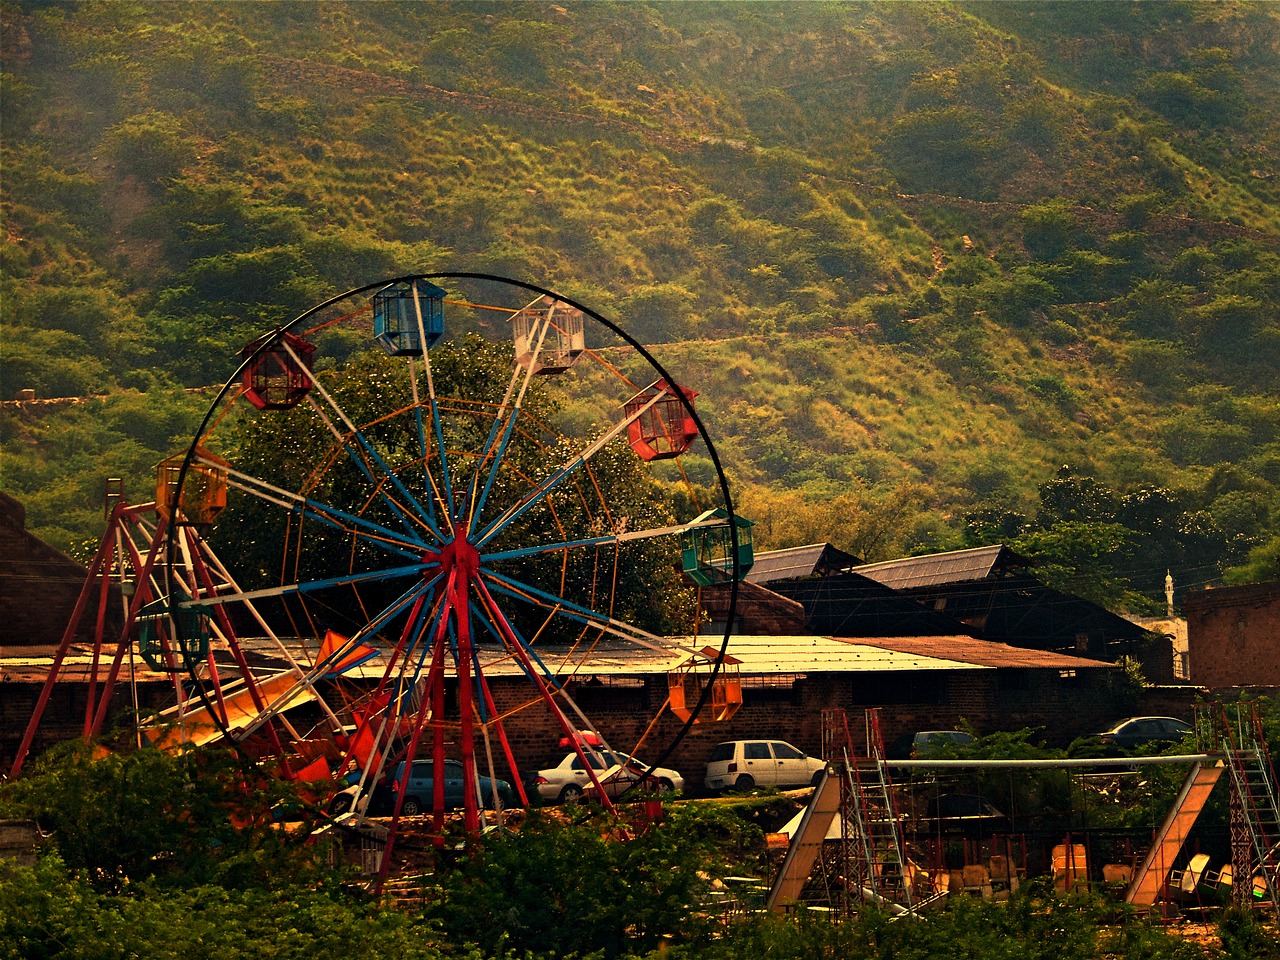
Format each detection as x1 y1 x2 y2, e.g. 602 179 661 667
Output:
234 578 435 740
469 579 620 752
481 514 722 563
473 389 673 550
288 350 441 543
175 561 438 611
384 592 441 714
467 593 572 692
407 361 447 533
215 458 426 558
412 342 459 525
468 353 541 534
481 568 696 657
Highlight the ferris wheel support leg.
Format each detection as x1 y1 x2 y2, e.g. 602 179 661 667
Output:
182 531 295 760
452 578 482 834
9 517 119 777
471 578 615 811
91 515 172 738
374 621 448 892
82 544 116 736
473 665 531 808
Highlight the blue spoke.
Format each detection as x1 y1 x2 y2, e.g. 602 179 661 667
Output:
473 401 655 550
480 569 670 653
352 579 434 643
468 368 524 534
409 366 439 532
186 561 435 610
469 596 564 692
221 464 425 556
424 394 456 526
289 345 440 544
345 421 444 542
481 521 692 563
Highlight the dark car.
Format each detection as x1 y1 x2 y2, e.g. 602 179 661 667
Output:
1094 716 1194 750
886 730 976 761
331 759 515 816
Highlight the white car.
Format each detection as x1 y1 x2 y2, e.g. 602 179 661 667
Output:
704 739 827 792
527 750 684 804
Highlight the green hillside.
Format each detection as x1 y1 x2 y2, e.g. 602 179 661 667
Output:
2 0 1278 610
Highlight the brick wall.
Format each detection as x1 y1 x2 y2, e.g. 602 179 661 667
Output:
5 665 1134 790
482 665 1129 788
1185 580 1280 688
0 680 172 773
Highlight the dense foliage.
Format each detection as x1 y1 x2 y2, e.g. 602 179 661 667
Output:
2 1 1279 610
4 736 1280 959
0 739 315 891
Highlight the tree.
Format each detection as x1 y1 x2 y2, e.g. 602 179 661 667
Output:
0 740 308 891
210 335 695 642
424 809 717 958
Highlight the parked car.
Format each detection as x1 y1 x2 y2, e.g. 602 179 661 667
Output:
330 758 515 816
1093 716 1194 750
527 750 683 804
704 739 827 792
886 729 976 761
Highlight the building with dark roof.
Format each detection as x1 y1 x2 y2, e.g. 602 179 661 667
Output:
707 543 1171 680
745 543 862 584
850 546 1168 677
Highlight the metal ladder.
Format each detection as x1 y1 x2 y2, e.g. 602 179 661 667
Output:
825 708 914 910
1202 702 1280 908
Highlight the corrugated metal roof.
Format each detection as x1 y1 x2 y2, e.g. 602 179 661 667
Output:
745 543 861 584
850 636 1114 670
2 633 1113 685
852 545 1022 589
469 634 989 677
0 644 171 683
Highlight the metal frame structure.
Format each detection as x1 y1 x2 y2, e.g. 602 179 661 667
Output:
163 274 749 875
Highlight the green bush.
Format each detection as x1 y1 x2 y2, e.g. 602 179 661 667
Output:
425 809 718 958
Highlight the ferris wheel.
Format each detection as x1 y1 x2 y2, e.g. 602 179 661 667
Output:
165 274 752 842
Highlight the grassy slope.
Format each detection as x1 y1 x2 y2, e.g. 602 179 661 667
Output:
1 1 1278 592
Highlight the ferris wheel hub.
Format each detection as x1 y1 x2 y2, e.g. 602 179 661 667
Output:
427 536 481 581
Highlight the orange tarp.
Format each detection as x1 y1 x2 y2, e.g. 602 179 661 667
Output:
142 673 317 751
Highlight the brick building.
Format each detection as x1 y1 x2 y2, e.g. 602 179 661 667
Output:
468 633 1126 784
1184 579 1280 689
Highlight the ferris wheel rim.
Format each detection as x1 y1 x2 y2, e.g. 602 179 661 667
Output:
165 271 744 817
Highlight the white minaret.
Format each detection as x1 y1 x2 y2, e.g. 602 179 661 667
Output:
1165 571 1174 619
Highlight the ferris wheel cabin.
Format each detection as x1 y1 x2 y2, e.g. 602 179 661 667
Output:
239 330 316 410
155 447 229 527
624 380 700 461
372 279 446 355
512 295 586 375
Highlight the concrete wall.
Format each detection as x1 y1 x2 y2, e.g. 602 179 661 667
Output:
1185 580 1280 689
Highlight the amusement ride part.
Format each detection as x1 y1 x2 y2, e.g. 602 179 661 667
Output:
162 273 751 855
